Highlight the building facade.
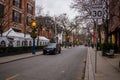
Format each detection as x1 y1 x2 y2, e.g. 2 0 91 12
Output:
0 0 35 34
36 16 54 39
96 0 120 52
109 0 120 51
36 16 63 43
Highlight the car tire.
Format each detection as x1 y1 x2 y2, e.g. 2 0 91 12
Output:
53 50 57 55
59 50 61 53
43 52 46 55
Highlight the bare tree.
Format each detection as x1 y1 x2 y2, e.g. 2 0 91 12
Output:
70 0 95 36
71 0 113 44
36 5 44 17
54 14 71 36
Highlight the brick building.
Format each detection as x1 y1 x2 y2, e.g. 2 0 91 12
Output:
36 16 55 40
96 0 120 52
0 0 35 34
109 0 120 50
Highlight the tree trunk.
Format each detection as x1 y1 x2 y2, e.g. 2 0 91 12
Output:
105 19 109 44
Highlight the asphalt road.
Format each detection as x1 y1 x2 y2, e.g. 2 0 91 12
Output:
0 46 87 80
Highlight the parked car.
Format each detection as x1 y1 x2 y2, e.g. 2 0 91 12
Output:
43 43 61 55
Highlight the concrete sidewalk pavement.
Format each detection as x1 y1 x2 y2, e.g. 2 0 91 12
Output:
85 47 120 80
0 51 43 64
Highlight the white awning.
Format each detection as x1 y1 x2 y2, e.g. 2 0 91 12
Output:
3 28 49 41
3 28 24 38
38 36 49 41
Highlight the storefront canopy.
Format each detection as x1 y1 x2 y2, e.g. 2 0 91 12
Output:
3 28 49 41
3 28 24 38
38 36 49 41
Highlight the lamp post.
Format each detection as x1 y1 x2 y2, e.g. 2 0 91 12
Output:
0 25 3 37
30 20 37 54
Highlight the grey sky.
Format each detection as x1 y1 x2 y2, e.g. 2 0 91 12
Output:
35 0 78 19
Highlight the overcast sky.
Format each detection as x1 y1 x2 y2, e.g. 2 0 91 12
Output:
35 0 78 19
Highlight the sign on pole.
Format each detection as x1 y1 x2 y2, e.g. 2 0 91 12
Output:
91 4 103 73
91 4 103 19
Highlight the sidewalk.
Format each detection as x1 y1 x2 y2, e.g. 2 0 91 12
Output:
0 51 43 64
85 47 120 80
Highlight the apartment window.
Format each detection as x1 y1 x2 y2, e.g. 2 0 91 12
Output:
27 4 33 14
12 10 21 23
13 0 22 8
0 4 4 18
26 16 32 26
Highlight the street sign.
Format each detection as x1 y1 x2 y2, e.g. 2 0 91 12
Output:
91 4 103 19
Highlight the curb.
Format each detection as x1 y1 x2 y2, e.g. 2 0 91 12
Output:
84 48 95 80
84 49 88 80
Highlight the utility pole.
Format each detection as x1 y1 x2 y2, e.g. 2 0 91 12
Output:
54 19 58 43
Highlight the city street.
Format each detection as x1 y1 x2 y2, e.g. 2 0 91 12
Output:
0 0 120 80
0 46 87 80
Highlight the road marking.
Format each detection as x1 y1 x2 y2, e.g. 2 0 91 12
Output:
5 74 19 80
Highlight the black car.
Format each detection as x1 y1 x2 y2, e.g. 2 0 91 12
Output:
43 43 61 55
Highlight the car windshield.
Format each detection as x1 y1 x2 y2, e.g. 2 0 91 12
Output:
46 43 56 48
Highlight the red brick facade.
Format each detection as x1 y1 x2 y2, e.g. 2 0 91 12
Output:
0 0 35 33
109 0 120 48
36 16 54 39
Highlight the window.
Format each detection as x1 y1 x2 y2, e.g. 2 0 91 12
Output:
40 42 42 46
24 40 28 46
12 10 21 23
29 41 32 46
17 41 20 47
0 40 6 47
13 0 22 8
22 41 24 46
0 4 4 18
8 41 13 47
27 4 33 14
26 16 32 26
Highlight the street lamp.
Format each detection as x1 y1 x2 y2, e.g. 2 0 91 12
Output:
30 20 37 54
